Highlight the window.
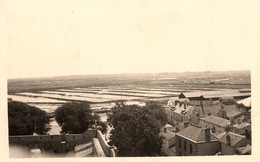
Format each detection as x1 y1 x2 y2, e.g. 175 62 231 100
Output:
184 141 187 151
178 139 181 148
190 144 193 154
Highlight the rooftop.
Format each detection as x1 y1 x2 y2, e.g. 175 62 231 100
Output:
160 131 176 140
233 122 251 129
176 126 218 143
227 110 242 118
236 144 251 155
218 132 246 147
168 102 194 115
179 90 246 99
200 115 231 127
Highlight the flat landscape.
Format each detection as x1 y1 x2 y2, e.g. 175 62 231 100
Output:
8 70 251 134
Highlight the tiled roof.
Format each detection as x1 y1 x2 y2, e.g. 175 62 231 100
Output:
218 132 246 147
176 126 217 143
227 110 242 118
200 115 230 127
169 102 194 115
233 122 251 129
193 104 238 117
236 144 251 154
180 90 240 98
160 132 176 140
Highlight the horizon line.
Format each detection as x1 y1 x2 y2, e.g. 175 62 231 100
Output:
8 69 251 80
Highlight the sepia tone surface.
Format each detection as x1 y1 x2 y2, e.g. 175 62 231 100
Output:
1 0 260 161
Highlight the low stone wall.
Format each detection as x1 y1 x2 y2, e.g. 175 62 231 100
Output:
9 129 117 157
9 129 96 153
96 130 117 157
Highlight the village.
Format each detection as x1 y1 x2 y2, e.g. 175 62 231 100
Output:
8 84 251 157
162 91 251 155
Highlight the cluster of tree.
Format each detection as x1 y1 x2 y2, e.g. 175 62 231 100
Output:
55 102 107 134
8 101 51 135
107 101 167 156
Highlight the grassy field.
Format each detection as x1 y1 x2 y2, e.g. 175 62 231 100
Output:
8 70 251 94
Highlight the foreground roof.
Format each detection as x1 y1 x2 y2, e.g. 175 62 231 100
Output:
233 122 251 129
200 115 231 127
176 126 217 143
218 132 246 147
236 144 251 154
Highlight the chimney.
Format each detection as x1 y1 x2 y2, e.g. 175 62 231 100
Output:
204 127 211 142
184 121 189 128
195 111 199 117
221 103 224 109
226 135 231 146
209 98 213 106
200 101 205 115
245 129 251 139
175 100 178 106
225 125 231 132
237 119 242 125
212 126 216 133
175 127 180 132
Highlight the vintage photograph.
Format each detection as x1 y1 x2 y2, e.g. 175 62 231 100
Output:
1 0 258 159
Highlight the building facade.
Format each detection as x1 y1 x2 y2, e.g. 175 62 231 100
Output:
175 126 219 156
200 115 231 134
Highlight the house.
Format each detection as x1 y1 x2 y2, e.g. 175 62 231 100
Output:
160 124 176 156
216 105 243 123
233 122 251 135
200 115 231 134
165 99 194 125
218 131 251 155
235 144 251 155
219 96 235 105
179 92 204 101
175 125 219 156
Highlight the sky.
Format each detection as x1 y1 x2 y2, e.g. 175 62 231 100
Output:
4 0 260 78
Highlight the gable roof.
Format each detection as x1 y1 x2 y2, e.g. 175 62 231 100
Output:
176 126 217 143
233 122 251 129
236 144 251 154
218 132 247 147
169 102 194 115
227 110 242 118
200 115 230 127
194 104 239 117
160 131 176 140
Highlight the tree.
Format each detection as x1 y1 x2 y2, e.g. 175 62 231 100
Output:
107 101 167 156
55 102 107 134
8 101 51 135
